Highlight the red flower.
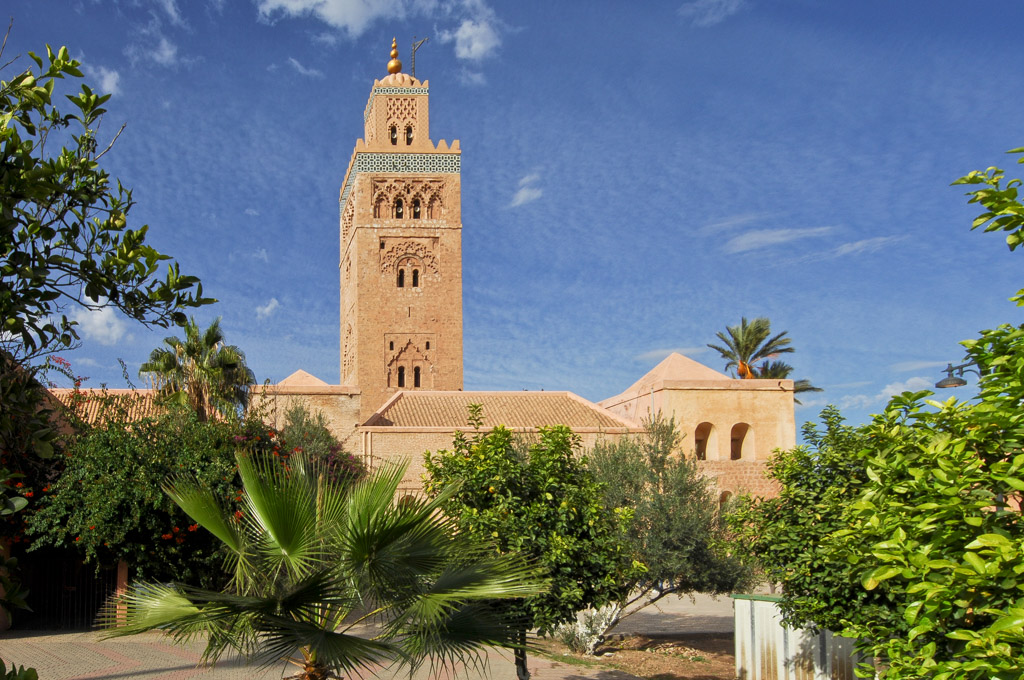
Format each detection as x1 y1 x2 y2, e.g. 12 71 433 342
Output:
161 533 173 540
14 482 23 488
75 536 81 542
175 536 185 544
234 510 243 520
188 523 199 532
172 526 179 533
89 525 95 530
24 491 33 498
42 485 50 492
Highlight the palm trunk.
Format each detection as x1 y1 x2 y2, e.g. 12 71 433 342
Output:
514 627 530 680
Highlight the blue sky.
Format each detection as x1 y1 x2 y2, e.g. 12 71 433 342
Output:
6 0 1024 431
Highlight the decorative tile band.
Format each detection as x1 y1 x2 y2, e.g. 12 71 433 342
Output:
364 86 429 122
339 152 460 216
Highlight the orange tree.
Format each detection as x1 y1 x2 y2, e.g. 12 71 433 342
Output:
424 421 639 680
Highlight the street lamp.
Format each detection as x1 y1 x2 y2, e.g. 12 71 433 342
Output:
935 361 981 389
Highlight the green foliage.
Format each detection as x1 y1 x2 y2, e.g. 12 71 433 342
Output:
1 42 211 364
424 422 637 677
26 398 241 588
728 406 887 632
952 147 1024 253
0 660 38 680
103 453 546 680
589 415 751 627
139 317 254 422
279 401 366 485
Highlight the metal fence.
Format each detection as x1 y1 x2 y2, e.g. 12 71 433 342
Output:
733 594 866 680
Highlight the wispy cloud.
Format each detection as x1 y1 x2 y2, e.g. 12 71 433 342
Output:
723 226 832 254
157 0 185 26
84 65 121 95
245 208 260 217
253 248 269 263
678 0 746 27
509 173 543 208
287 57 324 78
825 376 935 412
72 305 132 346
126 28 179 66
890 360 949 372
458 68 487 86
256 298 280 320
700 212 767 234
634 347 709 363
834 236 902 257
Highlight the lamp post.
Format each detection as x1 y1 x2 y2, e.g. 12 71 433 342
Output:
935 360 982 389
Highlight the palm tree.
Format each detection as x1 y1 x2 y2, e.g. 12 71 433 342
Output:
708 317 821 401
102 454 546 680
139 317 255 421
707 317 794 379
755 359 823 404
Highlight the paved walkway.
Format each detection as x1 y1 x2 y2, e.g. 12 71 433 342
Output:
0 595 734 680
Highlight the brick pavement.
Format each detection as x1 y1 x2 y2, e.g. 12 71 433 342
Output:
0 595 733 680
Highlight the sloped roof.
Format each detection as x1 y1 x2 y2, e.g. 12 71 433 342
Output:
601 352 729 406
365 391 636 430
49 388 162 426
277 370 330 387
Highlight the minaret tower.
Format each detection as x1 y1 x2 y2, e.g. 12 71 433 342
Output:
339 39 464 420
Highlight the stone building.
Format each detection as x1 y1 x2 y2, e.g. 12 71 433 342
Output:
57 41 796 500
252 41 795 499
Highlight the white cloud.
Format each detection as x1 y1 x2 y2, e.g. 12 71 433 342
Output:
255 0 408 37
834 236 901 257
253 248 269 262
287 57 325 78
508 173 542 208
127 35 178 66
443 18 501 60
157 0 185 26
84 66 121 95
890 360 949 372
256 298 280 319
312 31 340 46
458 68 487 86
678 0 746 27
634 347 709 362
245 208 260 216
72 306 132 346
878 376 933 398
723 226 832 254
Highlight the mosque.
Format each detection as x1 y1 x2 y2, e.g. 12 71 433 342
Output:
250 40 796 500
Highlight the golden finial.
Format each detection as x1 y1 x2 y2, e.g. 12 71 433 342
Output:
387 37 402 74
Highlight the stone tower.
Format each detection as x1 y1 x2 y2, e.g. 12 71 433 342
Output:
339 39 464 421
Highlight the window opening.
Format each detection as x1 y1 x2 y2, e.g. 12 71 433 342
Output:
397 269 405 287
380 240 385 249
397 366 405 387
413 366 421 387
425 341 430 350
412 269 419 287
395 198 403 218
389 341 394 350
390 126 397 145
412 199 421 219
405 126 413 145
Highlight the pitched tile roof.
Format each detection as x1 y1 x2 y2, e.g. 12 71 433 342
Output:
49 388 162 426
365 391 636 430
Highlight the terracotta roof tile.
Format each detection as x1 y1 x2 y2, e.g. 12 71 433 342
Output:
49 388 162 426
367 391 634 429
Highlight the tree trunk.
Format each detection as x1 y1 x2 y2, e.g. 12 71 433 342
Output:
514 627 530 680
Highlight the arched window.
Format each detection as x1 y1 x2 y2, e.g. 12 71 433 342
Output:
405 126 413 145
731 423 751 460
412 198 421 219
411 269 419 287
397 269 405 288
413 366 421 387
694 422 714 460
390 125 397 145
394 198 404 218
397 366 405 387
